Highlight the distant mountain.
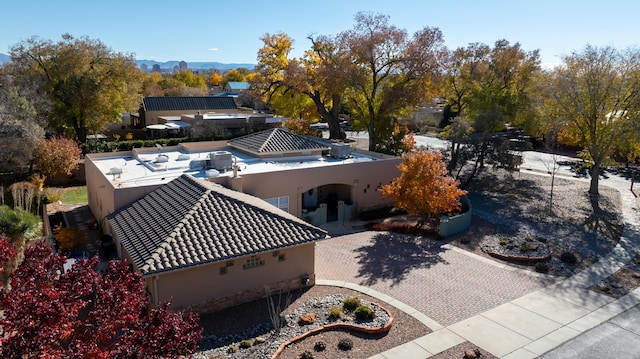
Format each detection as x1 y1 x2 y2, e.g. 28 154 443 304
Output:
135 59 255 72
0 54 254 71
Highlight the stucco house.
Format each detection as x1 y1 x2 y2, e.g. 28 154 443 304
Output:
85 128 401 231
107 174 327 311
130 96 240 129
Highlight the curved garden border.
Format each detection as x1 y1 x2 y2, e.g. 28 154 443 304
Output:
486 250 552 263
270 302 395 359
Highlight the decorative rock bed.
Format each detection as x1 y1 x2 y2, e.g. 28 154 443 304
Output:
479 235 552 262
194 294 393 359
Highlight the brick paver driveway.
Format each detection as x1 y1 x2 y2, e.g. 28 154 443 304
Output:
316 231 555 327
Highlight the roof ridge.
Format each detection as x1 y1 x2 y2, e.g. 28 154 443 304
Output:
260 128 280 152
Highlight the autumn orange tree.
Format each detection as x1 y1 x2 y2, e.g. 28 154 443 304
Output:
32 136 82 182
381 150 467 222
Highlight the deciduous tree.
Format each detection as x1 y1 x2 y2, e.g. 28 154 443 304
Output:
381 150 467 221
32 136 82 182
0 240 202 358
339 12 446 153
440 40 540 185
550 45 640 195
252 32 346 139
8 34 143 143
0 67 47 173
279 119 322 137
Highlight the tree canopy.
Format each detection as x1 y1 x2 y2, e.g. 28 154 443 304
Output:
0 240 202 358
8 34 143 144
381 150 467 219
340 12 446 153
32 136 82 181
549 45 640 195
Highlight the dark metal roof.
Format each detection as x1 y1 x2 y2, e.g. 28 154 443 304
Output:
142 96 237 112
228 128 329 155
107 174 327 275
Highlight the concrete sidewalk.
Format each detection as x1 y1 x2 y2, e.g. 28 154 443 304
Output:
319 182 640 358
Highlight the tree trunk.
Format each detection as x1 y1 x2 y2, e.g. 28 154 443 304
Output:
589 162 600 195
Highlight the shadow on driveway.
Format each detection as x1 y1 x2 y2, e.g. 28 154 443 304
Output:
354 232 448 287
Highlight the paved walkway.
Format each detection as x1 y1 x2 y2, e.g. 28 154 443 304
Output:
317 179 640 358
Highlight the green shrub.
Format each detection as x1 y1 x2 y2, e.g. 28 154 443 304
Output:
535 262 549 273
499 237 508 246
354 304 376 321
328 306 342 319
337 338 353 351
342 296 361 312
239 339 253 349
519 243 529 252
314 341 327 352
560 251 577 264
227 345 238 353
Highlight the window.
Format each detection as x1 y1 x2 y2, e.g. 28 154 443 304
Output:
219 266 227 275
278 253 286 262
243 255 265 270
272 250 279 257
264 196 289 212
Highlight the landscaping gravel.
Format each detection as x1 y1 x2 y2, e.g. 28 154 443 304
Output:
195 292 391 359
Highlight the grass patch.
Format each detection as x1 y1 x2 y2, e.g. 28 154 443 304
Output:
62 187 87 204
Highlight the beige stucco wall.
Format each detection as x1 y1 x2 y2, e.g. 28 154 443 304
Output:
142 243 316 309
229 157 400 217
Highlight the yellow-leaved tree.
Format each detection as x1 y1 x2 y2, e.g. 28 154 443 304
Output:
32 136 82 184
381 150 467 224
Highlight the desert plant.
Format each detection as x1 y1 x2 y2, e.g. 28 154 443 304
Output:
342 296 361 312
44 187 65 204
337 338 353 351
535 262 549 273
314 341 327 352
328 306 342 319
560 251 577 264
265 287 291 334
499 237 508 246
227 345 238 353
239 339 252 349
519 243 529 252
354 304 376 321
299 350 314 359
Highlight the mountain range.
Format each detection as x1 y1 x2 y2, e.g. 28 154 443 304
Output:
0 53 254 71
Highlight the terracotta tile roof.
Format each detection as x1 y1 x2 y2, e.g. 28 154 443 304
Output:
228 128 329 155
142 96 237 112
107 174 327 275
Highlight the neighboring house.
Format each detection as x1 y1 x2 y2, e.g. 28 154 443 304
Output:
85 128 401 231
130 96 239 129
107 174 327 311
223 81 250 94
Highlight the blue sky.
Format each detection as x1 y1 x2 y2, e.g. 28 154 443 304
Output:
2 0 639 67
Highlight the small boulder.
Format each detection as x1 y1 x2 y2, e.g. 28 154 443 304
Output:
463 348 481 358
298 312 316 325
254 337 266 345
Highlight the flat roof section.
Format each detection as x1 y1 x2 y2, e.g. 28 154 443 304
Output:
91 147 379 189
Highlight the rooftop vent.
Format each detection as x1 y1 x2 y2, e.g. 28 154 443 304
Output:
189 159 208 170
330 143 351 159
177 153 191 161
110 167 123 175
155 154 169 163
